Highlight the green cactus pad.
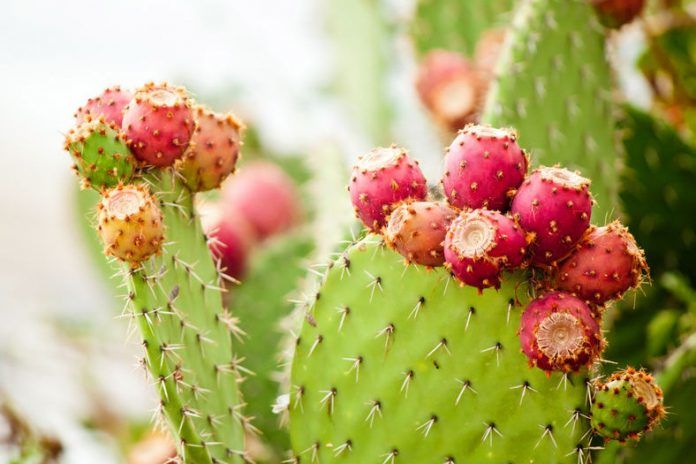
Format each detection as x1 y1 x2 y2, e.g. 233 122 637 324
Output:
289 236 590 463
481 0 620 220
65 120 136 189
125 170 246 463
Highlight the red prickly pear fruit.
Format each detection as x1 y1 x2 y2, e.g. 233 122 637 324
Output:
97 184 165 267
519 291 604 373
75 85 133 127
511 166 593 266
590 0 645 29
556 221 648 305
444 209 528 290
416 50 482 131
384 201 457 267
474 28 507 78
442 124 527 212
348 146 428 232
122 82 194 167
177 105 244 191
200 202 255 280
221 161 301 241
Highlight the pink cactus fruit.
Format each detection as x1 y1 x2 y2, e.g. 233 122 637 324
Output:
122 82 194 167
442 124 527 211
177 105 244 191
97 184 165 267
556 221 648 305
384 201 457 267
200 201 255 280
74 85 133 127
511 166 593 266
349 145 428 232
591 0 645 29
416 50 483 131
474 28 508 79
519 291 604 373
444 209 528 290
221 161 301 241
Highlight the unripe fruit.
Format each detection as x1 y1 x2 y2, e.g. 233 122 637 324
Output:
97 185 165 267
74 85 133 127
511 166 593 265
64 120 136 189
519 291 604 373
221 161 301 241
349 146 428 231
591 0 645 29
416 50 482 131
556 221 648 304
122 82 194 167
177 105 244 192
443 124 527 211
384 201 456 267
444 209 527 290
591 367 665 441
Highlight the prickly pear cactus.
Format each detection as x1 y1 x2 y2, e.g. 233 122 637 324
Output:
289 236 590 463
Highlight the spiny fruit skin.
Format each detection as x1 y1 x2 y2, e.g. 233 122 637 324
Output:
444 209 527 289
64 120 136 189
416 50 482 131
519 291 603 373
221 161 301 241
511 166 593 266
591 367 665 441
97 184 165 267
442 124 527 212
591 0 645 29
556 221 648 304
384 200 456 267
74 85 133 127
349 145 428 231
176 105 244 192
122 82 194 167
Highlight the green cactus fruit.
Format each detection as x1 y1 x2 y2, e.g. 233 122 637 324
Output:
122 170 247 463
64 119 136 189
481 0 620 220
289 235 591 463
591 367 665 442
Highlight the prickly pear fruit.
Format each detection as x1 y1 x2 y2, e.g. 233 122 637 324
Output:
97 184 165 267
520 291 603 373
200 201 255 280
416 50 482 131
64 120 136 189
591 0 645 29
474 28 507 78
556 221 648 304
221 161 301 241
442 124 527 211
74 85 133 127
122 82 194 167
444 209 527 289
177 105 244 192
591 367 665 441
511 166 593 266
384 201 456 266
349 146 428 231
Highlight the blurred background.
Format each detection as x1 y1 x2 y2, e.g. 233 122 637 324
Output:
1 0 695 463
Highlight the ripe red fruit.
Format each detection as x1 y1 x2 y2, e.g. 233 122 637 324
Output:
75 86 133 127
591 0 645 29
201 203 255 280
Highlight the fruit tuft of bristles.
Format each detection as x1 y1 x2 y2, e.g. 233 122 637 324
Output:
416 50 483 132
176 105 244 192
590 0 645 29
556 221 649 304
444 208 527 290
349 145 428 231
443 124 528 211
64 119 136 189
519 291 604 373
384 200 456 267
122 82 194 167
591 367 665 442
97 184 165 267
74 85 133 127
511 166 593 266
